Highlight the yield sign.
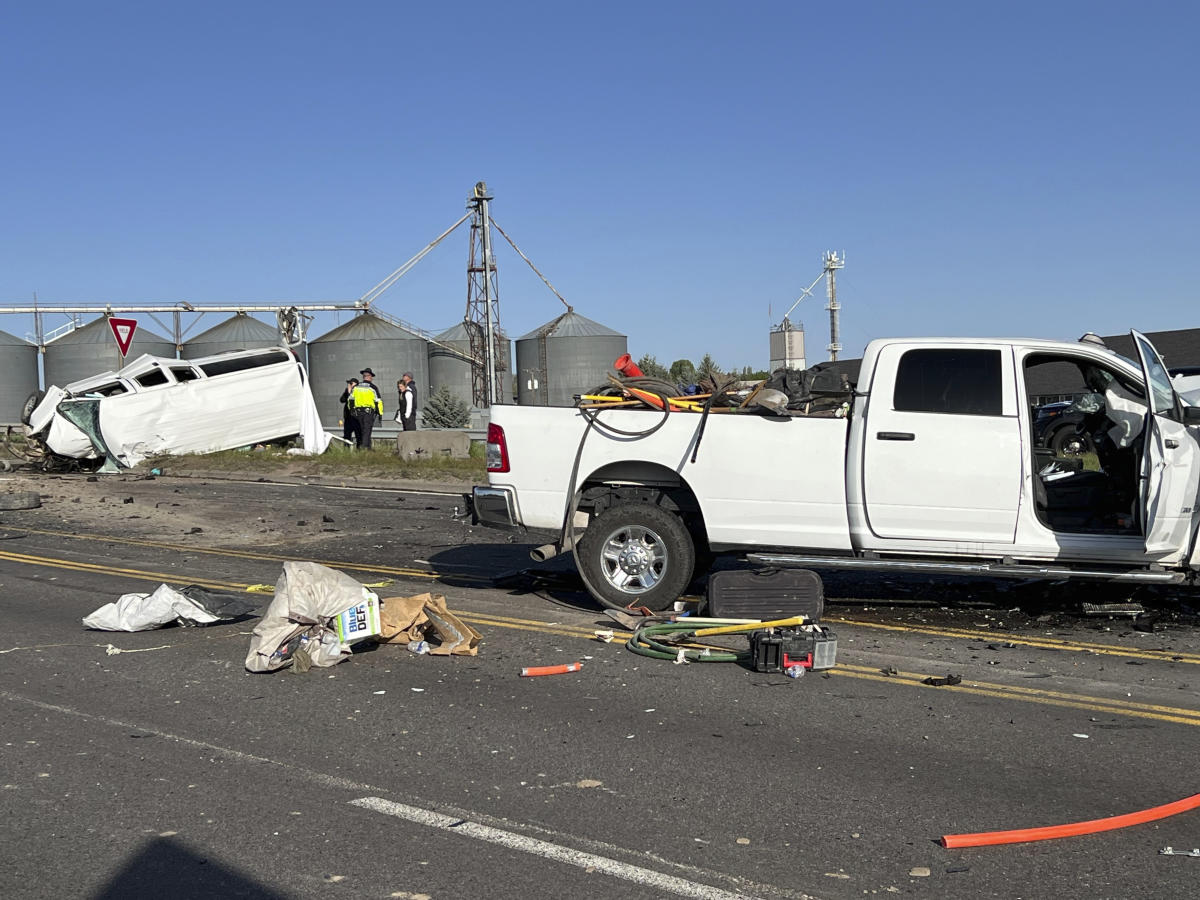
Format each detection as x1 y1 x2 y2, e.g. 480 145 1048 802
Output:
108 317 138 358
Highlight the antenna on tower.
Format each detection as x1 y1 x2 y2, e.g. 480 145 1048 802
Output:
823 250 844 361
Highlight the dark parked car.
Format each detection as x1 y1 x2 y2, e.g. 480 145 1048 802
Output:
1033 400 1093 456
1034 365 1196 456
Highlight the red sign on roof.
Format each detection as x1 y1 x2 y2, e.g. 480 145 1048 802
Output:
108 317 138 358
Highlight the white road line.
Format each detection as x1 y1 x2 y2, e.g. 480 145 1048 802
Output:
350 796 768 900
1 690 807 900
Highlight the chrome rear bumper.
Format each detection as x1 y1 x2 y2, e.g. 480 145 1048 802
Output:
471 486 524 532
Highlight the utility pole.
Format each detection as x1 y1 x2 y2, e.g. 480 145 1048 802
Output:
465 182 502 407
824 251 844 361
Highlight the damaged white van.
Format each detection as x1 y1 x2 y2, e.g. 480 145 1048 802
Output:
21 347 330 471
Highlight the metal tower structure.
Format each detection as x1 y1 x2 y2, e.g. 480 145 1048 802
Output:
464 182 504 407
824 250 844 361
774 251 846 365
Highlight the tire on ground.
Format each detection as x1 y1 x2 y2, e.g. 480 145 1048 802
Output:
577 501 695 611
0 491 41 510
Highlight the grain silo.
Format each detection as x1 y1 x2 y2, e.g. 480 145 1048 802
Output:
515 309 627 406
307 312 430 428
769 317 806 371
44 317 175 388
0 328 39 425
428 321 513 408
182 312 282 358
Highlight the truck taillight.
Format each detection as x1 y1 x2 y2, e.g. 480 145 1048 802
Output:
486 422 510 473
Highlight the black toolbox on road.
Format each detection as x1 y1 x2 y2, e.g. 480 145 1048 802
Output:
705 568 824 621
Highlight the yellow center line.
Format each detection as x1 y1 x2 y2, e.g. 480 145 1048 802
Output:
831 665 1200 726
3 545 1198 727
825 615 1200 664
17 525 1193 665
23 524 1193 665
459 613 1200 727
4 526 477 584
0 548 251 592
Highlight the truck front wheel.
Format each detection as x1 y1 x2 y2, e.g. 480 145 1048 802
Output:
578 501 695 611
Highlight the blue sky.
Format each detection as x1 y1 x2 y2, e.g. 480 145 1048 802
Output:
2 1 1197 371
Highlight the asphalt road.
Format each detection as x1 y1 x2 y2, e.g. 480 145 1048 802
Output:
2 472 1200 899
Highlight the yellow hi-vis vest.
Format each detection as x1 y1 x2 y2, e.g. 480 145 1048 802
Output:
351 384 382 414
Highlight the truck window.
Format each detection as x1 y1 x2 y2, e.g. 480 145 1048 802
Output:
893 348 1002 416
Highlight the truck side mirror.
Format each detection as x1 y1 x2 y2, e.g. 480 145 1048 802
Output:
1182 406 1200 425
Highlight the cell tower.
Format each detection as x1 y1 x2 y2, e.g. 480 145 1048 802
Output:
824 250 844 361
464 182 504 407
772 250 846 367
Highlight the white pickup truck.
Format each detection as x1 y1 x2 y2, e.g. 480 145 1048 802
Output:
473 331 1200 610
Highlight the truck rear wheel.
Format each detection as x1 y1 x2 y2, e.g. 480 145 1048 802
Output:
578 501 695 611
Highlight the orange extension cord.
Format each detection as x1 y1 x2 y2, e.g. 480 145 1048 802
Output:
942 792 1200 848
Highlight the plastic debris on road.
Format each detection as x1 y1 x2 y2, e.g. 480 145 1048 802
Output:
245 561 381 673
83 583 251 632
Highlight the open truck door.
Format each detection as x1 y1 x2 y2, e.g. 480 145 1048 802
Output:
1131 330 1200 555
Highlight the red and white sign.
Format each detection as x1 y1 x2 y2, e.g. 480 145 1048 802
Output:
108 317 138 358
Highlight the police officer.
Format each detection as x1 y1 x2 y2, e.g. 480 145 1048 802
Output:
352 368 384 449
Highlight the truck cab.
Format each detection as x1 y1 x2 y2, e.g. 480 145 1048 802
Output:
846 331 1200 568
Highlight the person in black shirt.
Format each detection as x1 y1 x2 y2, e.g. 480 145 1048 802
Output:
338 378 362 447
399 371 418 430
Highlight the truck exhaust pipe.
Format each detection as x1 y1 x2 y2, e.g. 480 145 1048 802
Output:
530 534 575 562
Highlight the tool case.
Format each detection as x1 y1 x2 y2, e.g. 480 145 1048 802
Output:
749 626 838 672
706 568 824 621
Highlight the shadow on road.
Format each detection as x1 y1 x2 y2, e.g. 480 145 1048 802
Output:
91 836 289 900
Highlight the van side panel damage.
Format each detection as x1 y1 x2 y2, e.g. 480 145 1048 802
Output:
25 347 332 469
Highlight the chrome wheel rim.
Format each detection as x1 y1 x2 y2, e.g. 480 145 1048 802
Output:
598 524 669 595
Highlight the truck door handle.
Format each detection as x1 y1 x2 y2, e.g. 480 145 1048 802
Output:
877 431 915 441
1165 438 1180 449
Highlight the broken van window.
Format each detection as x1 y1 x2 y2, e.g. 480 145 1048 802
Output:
135 369 169 388
170 366 200 383
199 349 290 377
82 382 128 398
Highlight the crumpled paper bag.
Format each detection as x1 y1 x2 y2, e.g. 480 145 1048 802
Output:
378 592 481 656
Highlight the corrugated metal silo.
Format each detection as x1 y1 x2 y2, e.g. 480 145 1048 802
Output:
428 321 513 408
307 312 430 429
182 312 282 358
0 328 39 425
44 317 175 388
515 309 627 406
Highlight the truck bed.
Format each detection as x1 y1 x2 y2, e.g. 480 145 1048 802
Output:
489 405 854 552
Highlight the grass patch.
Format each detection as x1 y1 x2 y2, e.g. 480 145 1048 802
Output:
143 439 485 483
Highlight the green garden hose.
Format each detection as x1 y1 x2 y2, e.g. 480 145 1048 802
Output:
625 620 748 663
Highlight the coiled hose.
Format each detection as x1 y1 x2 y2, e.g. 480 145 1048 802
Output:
625 621 746 663
560 375 740 612
559 382 675 611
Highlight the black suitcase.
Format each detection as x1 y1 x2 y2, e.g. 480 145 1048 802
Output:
706 568 824 621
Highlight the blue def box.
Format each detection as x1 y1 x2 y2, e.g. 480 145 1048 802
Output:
334 593 381 643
